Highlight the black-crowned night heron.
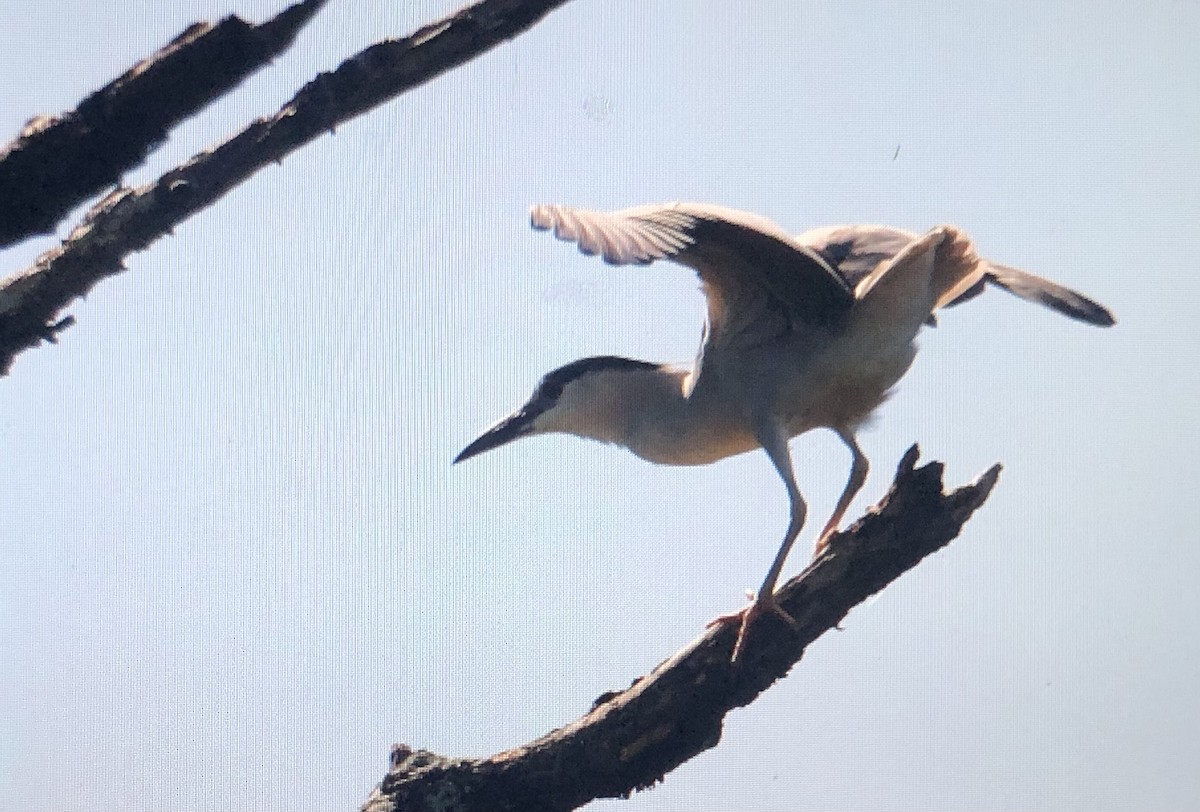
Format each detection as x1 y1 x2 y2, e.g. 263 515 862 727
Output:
456 203 1114 660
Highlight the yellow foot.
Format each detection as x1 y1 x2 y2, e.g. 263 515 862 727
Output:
812 528 838 558
707 593 797 662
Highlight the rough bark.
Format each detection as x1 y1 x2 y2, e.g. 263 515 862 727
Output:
0 0 327 249
361 447 1002 812
0 0 575 376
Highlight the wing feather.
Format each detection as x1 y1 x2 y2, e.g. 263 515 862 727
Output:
982 263 1115 326
798 224 1115 327
530 203 854 343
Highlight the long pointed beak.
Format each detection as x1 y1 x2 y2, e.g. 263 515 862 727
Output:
454 411 535 464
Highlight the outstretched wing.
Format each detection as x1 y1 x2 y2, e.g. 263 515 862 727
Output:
798 224 1114 326
978 262 1115 326
797 225 920 291
530 203 855 348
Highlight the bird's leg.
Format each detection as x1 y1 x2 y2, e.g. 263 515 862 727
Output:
707 424 806 661
813 429 869 557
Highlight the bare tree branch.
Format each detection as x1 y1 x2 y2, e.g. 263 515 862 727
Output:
361 447 1003 812
0 0 327 250
0 0 575 377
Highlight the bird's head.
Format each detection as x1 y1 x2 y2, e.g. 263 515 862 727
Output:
454 356 663 463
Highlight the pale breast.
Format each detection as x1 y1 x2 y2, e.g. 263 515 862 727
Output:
781 337 918 435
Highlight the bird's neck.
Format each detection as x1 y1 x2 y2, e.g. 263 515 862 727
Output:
553 365 756 465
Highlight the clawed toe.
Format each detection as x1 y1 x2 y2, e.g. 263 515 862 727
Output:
708 594 797 662
812 530 836 558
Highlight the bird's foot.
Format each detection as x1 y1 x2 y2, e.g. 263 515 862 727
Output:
812 529 837 558
707 591 798 662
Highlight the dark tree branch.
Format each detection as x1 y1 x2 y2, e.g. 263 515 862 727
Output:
0 4 1015 811
360 447 1003 812
0 0 327 249
0 0 575 377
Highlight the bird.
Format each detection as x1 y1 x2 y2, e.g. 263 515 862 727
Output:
455 203 1114 660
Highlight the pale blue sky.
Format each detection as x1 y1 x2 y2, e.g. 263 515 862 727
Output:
2 1 1198 810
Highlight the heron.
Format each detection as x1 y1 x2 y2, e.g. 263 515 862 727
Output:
455 203 1114 660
